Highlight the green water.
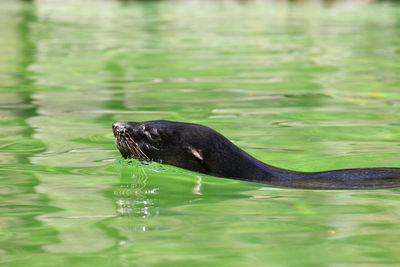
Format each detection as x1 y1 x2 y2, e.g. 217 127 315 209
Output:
1 0 400 265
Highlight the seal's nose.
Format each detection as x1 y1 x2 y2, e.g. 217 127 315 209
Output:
112 122 127 135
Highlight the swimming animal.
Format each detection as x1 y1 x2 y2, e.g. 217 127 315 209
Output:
112 120 400 189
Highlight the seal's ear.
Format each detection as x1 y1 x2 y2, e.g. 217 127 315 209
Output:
187 146 211 173
187 146 204 161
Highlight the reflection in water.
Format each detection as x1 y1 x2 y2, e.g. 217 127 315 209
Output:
0 0 59 256
16 0 36 86
192 176 203 195
115 166 160 219
12 0 118 254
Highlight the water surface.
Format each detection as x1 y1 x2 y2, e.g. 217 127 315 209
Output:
1 0 400 266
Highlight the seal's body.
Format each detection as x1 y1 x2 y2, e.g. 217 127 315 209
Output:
113 120 400 189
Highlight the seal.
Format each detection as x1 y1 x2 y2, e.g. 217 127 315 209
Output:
112 120 400 189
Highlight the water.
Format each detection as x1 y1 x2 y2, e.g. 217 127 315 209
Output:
1 0 400 265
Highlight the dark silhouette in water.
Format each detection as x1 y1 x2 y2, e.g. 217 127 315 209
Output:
113 120 400 190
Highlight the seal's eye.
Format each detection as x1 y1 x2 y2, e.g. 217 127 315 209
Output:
150 133 158 139
146 131 161 142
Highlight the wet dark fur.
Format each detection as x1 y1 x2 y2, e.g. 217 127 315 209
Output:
113 120 400 190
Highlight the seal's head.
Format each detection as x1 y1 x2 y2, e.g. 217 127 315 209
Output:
112 120 230 174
